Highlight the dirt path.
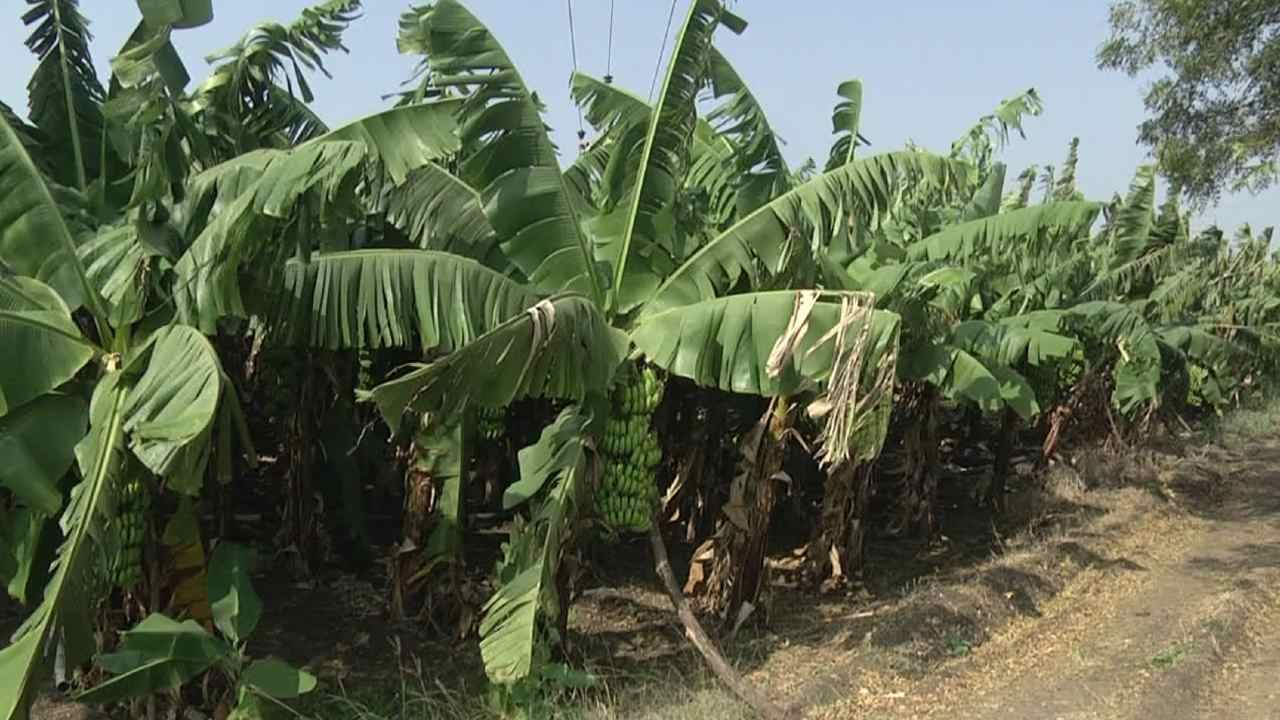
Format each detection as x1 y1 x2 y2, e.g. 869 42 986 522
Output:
818 440 1280 720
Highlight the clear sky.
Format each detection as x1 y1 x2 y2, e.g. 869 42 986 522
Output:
2 1 1275 234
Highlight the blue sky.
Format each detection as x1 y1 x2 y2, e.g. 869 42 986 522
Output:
2 1 1275 233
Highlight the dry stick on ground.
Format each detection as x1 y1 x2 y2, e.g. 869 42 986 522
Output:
647 523 797 720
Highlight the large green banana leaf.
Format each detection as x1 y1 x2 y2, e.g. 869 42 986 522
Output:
365 295 627 432
399 0 602 302
0 393 87 515
0 374 128 720
610 0 724 304
1106 165 1157 269
825 79 866 171
647 152 969 316
908 201 1101 264
630 290 901 397
0 113 103 315
479 407 589 684
190 0 360 150
1070 300 1162 412
384 163 496 258
279 249 543 351
952 317 1078 367
900 343 1039 419
73 615 229 705
0 276 97 416
567 72 739 305
22 0 108 191
120 326 224 492
567 73 738 224
174 103 463 331
705 46 790 212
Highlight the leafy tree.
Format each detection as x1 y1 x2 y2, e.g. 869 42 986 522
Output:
1098 0 1280 203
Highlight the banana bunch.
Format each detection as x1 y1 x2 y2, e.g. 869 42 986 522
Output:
477 406 506 441
596 366 665 532
107 475 148 588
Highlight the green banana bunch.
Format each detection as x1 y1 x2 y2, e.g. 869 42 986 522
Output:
107 475 149 588
596 365 665 533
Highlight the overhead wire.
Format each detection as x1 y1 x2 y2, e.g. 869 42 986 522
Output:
565 0 586 148
605 0 615 84
650 0 679 101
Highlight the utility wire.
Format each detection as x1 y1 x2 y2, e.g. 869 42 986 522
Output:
565 0 586 145
605 0 615 84
650 0 679 101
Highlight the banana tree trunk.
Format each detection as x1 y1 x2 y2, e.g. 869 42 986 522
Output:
686 397 791 627
898 385 941 539
391 415 466 625
662 389 725 543
804 459 877 586
281 353 318 577
990 407 1018 512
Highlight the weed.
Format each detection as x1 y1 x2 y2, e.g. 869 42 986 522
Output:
944 634 973 657
1150 642 1193 669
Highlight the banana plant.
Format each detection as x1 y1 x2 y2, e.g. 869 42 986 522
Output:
0 4 256 715
0 119 234 720
173 0 965 689
73 542 316 718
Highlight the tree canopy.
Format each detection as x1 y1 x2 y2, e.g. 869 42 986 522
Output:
1097 0 1280 204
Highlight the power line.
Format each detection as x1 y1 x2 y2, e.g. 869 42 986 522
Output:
605 0 615 84
565 0 585 144
650 0 679 101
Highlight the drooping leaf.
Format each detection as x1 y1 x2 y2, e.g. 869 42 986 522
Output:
365 295 626 433
77 222 163 327
0 112 102 314
75 614 229 705
480 407 589 684
0 374 128 720
0 393 87 514
648 152 969 315
705 47 791 212
384 163 496 258
0 276 96 417
319 102 460 185
946 348 1039 419
175 103 462 331
280 250 542 352
190 0 362 151
631 290 901 397
120 326 223 489
953 317 1078 367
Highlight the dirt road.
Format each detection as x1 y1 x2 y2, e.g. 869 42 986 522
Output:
820 440 1280 720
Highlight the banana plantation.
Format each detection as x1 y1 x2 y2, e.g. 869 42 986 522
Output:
1 1 1277 718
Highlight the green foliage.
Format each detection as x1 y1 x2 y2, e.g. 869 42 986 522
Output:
191 0 362 150
76 542 316 716
398 0 602 302
481 407 591 684
22 0 108 190
1098 0 1280 203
